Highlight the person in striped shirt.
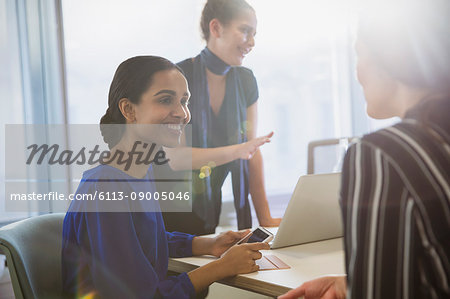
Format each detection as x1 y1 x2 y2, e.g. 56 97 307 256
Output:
280 0 449 298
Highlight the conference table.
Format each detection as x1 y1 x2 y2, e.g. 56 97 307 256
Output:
168 237 346 297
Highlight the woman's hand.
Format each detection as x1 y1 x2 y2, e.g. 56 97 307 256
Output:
217 242 270 277
188 242 270 293
236 132 274 160
278 275 347 299
259 217 282 227
210 230 250 257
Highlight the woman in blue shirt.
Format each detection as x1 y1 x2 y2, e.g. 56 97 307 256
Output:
62 56 269 298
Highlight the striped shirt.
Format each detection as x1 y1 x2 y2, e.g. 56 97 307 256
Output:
340 99 450 299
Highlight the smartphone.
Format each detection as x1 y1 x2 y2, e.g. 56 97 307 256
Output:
220 227 274 257
237 227 274 244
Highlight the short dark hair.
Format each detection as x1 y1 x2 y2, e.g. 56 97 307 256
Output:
100 56 182 148
358 0 450 92
200 0 254 41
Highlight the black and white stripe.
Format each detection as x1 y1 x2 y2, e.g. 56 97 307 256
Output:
340 101 450 299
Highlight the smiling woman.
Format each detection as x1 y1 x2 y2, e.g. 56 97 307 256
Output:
161 0 281 237
62 0 370 225
98 57 189 149
61 55 270 298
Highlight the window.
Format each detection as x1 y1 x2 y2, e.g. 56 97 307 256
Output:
0 0 67 223
62 0 381 200
0 0 25 223
1 0 394 225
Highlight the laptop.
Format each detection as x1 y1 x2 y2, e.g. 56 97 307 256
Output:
268 173 343 249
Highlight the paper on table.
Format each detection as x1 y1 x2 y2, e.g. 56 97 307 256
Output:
257 254 290 271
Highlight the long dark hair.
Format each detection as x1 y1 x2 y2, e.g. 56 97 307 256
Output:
200 0 254 41
100 56 182 148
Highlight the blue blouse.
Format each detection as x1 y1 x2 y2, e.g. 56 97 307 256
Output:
62 165 196 298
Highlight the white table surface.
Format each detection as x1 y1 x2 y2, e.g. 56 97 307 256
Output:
169 237 345 297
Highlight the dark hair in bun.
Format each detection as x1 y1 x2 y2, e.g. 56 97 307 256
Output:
100 56 181 148
358 0 450 93
200 0 254 41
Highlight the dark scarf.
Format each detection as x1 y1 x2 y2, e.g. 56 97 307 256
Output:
189 47 252 231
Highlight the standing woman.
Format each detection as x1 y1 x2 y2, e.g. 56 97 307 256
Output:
163 0 280 235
